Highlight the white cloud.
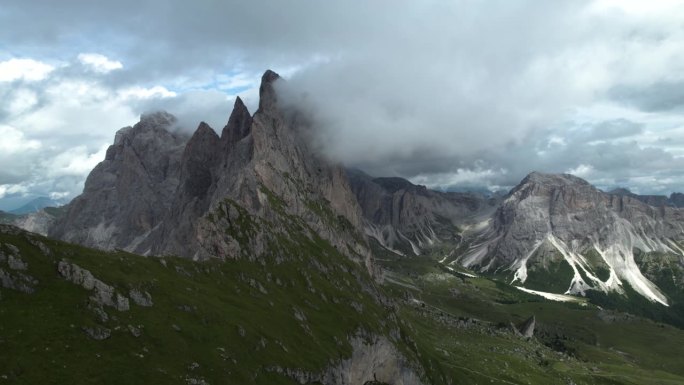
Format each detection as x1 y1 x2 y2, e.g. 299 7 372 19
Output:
410 168 507 191
118 86 177 100
0 125 41 153
5 88 38 115
0 184 29 199
47 144 109 177
77 53 123 73
0 58 54 82
566 164 595 178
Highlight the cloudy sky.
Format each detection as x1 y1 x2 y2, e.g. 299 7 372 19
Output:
2 0 684 210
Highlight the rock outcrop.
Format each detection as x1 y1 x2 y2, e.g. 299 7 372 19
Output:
57 260 129 311
0 242 37 293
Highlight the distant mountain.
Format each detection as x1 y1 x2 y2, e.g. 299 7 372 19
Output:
348 169 500 256
451 172 684 308
608 187 684 208
9 196 65 215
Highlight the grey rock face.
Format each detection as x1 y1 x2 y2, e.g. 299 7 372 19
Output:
12 209 58 236
670 193 684 208
7 255 27 270
221 96 252 148
0 243 37 293
51 70 369 270
519 315 535 338
129 288 153 307
57 260 129 311
609 188 684 208
83 326 111 340
458 172 684 305
348 169 499 256
49 111 187 252
0 268 37 294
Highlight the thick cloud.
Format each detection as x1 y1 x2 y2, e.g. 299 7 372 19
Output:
2 0 684 209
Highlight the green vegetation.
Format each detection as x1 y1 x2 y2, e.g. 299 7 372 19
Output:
377 246 684 384
0 211 17 223
524 251 575 293
0 211 399 384
2 189 684 384
583 249 612 282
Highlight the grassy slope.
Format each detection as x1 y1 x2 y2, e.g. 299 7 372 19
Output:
377 246 684 385
2 212 684 384
0 221 401 384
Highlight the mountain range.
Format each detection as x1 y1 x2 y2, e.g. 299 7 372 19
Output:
2 70 684 384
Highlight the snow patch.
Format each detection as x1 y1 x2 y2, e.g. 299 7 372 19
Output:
515 286 585 304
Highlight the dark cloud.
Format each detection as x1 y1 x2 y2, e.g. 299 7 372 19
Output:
611 82 684 112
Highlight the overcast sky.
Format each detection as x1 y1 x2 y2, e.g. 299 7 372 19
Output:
2 0 684 210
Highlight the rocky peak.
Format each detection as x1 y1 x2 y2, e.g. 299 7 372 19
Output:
221 96 252 147
517 172 591 190
458 171 684 305
258 69 281 113
372 177 426 194
110 111 183 156
179 122 220 198
671 192 684 207
139 110 177 128
50 111 187 252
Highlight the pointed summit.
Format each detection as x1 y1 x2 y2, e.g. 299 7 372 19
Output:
258 69 281 112
180 122 220 198
195 121 216 137
221 96 252 146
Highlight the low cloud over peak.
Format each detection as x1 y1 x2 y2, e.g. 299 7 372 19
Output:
2 0 684 209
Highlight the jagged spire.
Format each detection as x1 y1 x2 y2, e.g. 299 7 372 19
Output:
258 69 281 113
221 96 252 146
180 122 220 198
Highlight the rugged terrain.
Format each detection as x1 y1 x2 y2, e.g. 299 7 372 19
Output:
2 70 684 384
347 169 500 257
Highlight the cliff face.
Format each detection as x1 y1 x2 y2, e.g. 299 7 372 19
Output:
50 70 369 268
348 169 499 256
457 172 684 305
49 111 187 251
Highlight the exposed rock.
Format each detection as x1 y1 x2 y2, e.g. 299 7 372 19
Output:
221 96 252 148
348 169 500 256
49 111 188 252
128 324 142 337
91 305 109 323
57 260 129 311
518 316 536 338
82 326 111 340
610 188 684 208
0 268 37 294
267 330 424 385
7 255 27 271
12 209 59 236
458 172 684 305
129 288 153 307
28 239 52 256
50 70 372 272
5 244 19 255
